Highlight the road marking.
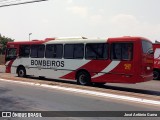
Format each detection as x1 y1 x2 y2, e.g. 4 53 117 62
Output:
0 78 160 106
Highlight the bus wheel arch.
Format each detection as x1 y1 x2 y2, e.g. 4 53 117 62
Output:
76 69 92 86
17 65 26 77
153 69 160 80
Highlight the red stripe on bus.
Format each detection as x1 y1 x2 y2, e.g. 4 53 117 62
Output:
60 60 111 80
6 60 14 73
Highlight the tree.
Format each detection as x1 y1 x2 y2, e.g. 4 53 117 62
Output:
0 34 14 55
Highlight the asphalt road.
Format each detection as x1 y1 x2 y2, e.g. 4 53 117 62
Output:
0 80 159 120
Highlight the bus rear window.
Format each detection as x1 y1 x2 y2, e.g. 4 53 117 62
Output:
142 40 152 54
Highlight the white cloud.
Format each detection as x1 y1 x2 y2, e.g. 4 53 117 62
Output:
108 14 160 41
98 9 105 14
67 6 88 18
110 14 139 27
89 14 103 25
41 19 49 24
66 0 73 4
2 1 160 42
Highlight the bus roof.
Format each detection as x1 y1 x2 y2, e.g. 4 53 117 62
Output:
7 36 151 45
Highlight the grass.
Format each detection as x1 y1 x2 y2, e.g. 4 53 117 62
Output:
0 55 5 65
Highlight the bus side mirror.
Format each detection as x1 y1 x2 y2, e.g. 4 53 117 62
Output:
147 49 153 55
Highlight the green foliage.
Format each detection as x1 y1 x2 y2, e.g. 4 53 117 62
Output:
0 34 14 55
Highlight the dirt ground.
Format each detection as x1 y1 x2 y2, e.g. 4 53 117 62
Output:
0 55 5 65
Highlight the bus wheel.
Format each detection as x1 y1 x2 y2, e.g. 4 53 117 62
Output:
77 71 91 86
153 70 160 80
17 67 26 77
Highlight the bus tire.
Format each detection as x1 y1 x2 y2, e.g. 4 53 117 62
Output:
153 69 160 80
77 71 91 86
17 67 26 77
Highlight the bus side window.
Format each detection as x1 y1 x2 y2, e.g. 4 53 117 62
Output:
74 44 84 59
19 45 30 57
111 43 121 60
85 43 108 59
38 45 45 58
122 43 133 60
64 44 74 59
111 43 133 60
54 44 63 58
30 45 45 58
64 44 84 59
85 44 97 59
30 45 38 58
45 44 63 58
45 44 54 58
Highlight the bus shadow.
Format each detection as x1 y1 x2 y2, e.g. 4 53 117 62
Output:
27 76 77 85
97 85 160 96
21 76 160 96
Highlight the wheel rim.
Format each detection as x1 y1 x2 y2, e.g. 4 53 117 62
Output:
79 74 87 85
153 71 159 80
19 69 24 77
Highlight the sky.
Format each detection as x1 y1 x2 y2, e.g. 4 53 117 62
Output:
0 0 160 42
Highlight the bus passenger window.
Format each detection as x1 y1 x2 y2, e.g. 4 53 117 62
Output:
38 45 45 58
45 44 63 58
111 43 121 60
30 45 45 58
111 43 133 60
86 44 97 59
74 44 84 59
54 45 63 58
122 43 133 60
64 44 74 59
64 44 84 59
30 45 37 58
45 45 53 58
19 45 30 57
86 43 108 59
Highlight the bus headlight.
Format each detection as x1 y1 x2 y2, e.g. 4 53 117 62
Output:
147 67 151 70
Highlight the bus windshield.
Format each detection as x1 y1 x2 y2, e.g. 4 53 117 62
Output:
5 48 17 61
142 40 153 54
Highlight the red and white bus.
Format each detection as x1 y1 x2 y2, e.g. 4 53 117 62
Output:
5 36 153 85
153 43 160 79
